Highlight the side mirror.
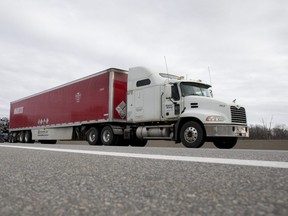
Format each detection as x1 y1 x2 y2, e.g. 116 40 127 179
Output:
209 89 213 97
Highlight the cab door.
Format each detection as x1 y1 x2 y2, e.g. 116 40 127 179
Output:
162 84 180 120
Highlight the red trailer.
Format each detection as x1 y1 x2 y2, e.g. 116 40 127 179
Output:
9 68 128 144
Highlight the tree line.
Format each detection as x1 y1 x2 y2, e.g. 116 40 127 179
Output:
249 124 288 140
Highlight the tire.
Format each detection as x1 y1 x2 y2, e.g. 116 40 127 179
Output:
40 140 57 144
130 137 148 147
19 131 25 143
115 137 130 146
24 131 34 143
101 126 118 146
213 138 238 149
9 134 15 143
180 121 204 148
86 127 101 145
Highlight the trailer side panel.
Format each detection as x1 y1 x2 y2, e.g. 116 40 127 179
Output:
10 69 127 131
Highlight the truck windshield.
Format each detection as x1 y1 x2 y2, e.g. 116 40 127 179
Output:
180 82 212 97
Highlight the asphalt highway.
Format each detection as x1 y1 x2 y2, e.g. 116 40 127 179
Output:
0 143 287 216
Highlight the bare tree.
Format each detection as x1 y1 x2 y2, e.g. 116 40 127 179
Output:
261 116 273 139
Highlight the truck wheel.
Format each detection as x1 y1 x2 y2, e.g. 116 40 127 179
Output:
115 137 129 146
180 121 204 148
213 138 238 149
86 127 101 145
101 126 118 146
130 137 148 147
24 131 34 143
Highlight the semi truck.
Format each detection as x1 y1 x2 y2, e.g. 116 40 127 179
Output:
9 67 249 148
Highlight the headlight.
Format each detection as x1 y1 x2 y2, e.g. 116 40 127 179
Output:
206 116 225 122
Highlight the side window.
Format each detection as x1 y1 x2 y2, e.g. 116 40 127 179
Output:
136 79 151 87
172 84 180 101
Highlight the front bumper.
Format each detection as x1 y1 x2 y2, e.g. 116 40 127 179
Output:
204 124 249 137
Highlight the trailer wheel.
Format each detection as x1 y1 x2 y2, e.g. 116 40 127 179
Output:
86 127 101 145
213 138 238 149
19 131 25 143
8 135 13 143
24 131 34 143
9 134 15 143
40 140 57 144
180 121 204 148
101 126 118 146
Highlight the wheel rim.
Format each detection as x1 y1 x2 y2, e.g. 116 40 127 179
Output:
102 130 111 143
184 127 198 143
89 132 96 142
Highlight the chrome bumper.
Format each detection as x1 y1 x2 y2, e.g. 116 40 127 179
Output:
204 124 249 137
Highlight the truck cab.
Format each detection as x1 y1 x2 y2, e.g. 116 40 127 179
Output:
8 66 248 148
127 67 249 148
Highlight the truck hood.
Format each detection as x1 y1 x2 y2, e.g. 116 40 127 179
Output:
181 96 246 124
184 96 242 109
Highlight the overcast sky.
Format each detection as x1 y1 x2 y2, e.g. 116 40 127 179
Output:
0 0 287 126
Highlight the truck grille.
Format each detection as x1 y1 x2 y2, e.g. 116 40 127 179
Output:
230 106 247 124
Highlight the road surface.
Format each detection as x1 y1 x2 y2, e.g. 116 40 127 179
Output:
0 143 287 215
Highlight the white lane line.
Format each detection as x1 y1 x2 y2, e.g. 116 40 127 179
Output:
1 144 288 169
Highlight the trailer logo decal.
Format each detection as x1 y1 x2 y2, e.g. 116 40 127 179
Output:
38 118 49 125
116 101 126 119
14 107 24 115
75 92 82 103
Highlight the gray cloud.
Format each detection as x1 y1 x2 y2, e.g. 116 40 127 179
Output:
0 0 287 126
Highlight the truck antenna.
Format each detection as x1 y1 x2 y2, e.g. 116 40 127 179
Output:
164 56 170 83
208 66 212 85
